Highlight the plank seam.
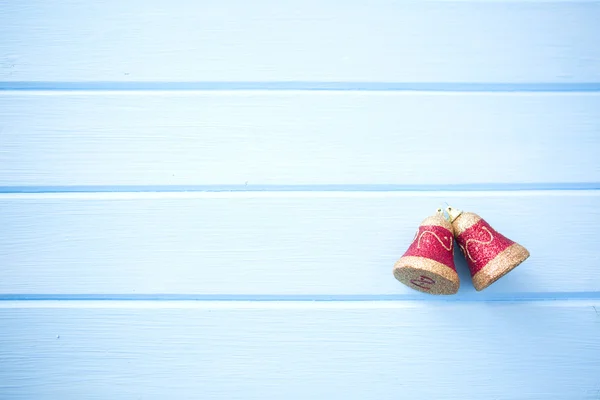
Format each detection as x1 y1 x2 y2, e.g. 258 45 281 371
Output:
2 82 600 92
1 184 600 195
2 293 600 302
0 299 598 309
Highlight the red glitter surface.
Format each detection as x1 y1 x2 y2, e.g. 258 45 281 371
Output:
403 225 455 270
456 219 514 276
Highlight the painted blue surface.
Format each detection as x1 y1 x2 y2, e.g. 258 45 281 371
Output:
2 92 600 186
1 191 599 296
0 301 599 400
1 1 599 399
2 0 600 82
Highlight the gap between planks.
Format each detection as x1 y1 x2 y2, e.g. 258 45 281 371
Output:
2 83 600 92
1 189 599 200
0 299 598 309
2 88 600 96
2 292 600 303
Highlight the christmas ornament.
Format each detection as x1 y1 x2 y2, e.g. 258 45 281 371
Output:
393 208 460 295
446 205 530 291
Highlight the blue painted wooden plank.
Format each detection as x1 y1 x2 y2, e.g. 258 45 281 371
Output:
1 92 599 186
1 191 598 296
1 1 599 83
0 301 598 400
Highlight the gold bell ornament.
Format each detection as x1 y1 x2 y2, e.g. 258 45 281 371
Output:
446 205 530 291
393 208 460 295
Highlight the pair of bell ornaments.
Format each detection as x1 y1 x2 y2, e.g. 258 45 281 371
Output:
393 205 530 294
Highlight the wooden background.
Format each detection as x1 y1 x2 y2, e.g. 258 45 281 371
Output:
1 1 599 398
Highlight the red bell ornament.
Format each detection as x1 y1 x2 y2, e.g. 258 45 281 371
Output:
393 209 460 295
446 206 530 291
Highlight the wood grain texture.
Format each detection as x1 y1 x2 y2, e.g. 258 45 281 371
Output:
1 0 600 83
2 92 600 187
0 301 598 399
2 191 598 296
